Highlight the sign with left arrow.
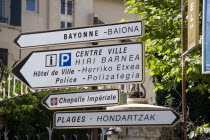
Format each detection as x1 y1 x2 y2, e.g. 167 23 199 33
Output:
42 89 120 110
14 21 143 48
12 42 144 89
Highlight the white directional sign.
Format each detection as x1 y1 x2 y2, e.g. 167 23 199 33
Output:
12 42 144 89
54 110 181 129
15 21 143 48
42 89 120 110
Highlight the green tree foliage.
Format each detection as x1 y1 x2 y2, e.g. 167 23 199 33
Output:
124 0 209 135
0 60 9 84
0 88 90 136
0 60 92 135
0 92 52 134
0 60 100 138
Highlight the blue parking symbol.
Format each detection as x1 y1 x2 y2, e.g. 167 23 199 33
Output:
59 53 71 67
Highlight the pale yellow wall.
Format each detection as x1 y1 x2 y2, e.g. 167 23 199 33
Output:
20 0 60 63
60 0 74 28
92 0 138 45
74 0 94 26
94 0 155 104
0 0 61 67
22 0 48 32
94 0 139 24
0 25 21 67
143 73 156 104
0 0 155 104
1 0 141 69
48 0 61 30
20 0 90 59
0 0 21 68
21 0 61 32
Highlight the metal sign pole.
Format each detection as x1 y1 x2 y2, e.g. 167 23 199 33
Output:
181 0 187 139
91 16 99 140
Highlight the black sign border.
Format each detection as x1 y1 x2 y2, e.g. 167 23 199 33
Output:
42 89 120 110
14 20 144 49
53 109 181 129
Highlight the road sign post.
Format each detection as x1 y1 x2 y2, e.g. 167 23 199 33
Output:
202 0 210 73
15 21 143 48
12 42 144 89
42 89 120 110
53 109 181 129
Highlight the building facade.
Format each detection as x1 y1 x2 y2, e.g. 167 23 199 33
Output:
0 0 155 104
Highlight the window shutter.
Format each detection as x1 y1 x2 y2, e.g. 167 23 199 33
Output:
61 0 65 14
67 1 72 15
0 48 8 66
61 21 65 28
10 0 21 26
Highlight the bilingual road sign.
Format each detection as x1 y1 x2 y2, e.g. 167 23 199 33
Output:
12 42 144 89
42 89 120 110
54 109 181 129
15 21 143 48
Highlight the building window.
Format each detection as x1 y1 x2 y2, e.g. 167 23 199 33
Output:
99 20 104 24
0 0 8 24
26 0 38 13
67 22 72 27
61 0 65 14
61 0 73 15
10 0 22 26
67 0 72 15
61 21 72 28
61 21 65 28
0 48 8 66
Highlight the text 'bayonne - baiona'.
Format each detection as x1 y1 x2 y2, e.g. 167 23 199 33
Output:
63 25 140 40
15 21 142 48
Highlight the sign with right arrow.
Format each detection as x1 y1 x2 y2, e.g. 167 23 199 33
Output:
54 109 181 129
